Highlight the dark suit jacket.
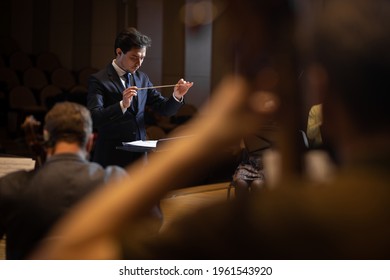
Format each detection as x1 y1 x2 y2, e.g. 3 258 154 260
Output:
0 153 127 259
87 63 183 167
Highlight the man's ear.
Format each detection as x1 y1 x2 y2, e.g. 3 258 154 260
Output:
43 129 50 142
85 133 95 154
116 48 122 57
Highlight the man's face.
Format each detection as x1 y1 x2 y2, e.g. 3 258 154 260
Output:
116 47 146 74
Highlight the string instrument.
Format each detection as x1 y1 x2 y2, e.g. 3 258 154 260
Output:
21 115 46 168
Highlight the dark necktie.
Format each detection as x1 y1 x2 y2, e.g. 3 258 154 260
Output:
124 73 138 113
124 72 131 88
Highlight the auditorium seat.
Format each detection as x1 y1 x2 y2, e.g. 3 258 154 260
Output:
22 67 49 93
0 67 20 91
78 67 98 88
39 85 63 110
8 86 46 135
36 52 61 75
8 51 33 75
51 67 76 91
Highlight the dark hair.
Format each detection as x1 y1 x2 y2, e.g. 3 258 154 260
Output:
308 0 390 131
114 27 152 56
44 102 92 148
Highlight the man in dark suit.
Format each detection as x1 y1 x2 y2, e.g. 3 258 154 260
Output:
0 102 130 259
87 27 193 168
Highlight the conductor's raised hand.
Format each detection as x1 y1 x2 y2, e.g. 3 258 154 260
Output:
173 79 194 100
122 86 138 109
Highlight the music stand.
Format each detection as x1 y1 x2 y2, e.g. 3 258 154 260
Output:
117 140 157 165
118 135 194 153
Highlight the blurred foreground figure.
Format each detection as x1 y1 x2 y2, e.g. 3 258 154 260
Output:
33 0 390 259
306 103 322 147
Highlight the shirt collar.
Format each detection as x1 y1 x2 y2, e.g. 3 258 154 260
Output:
112 59 127 77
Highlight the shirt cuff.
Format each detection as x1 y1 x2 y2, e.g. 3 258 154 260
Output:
173 94 184 103
120 101 127 113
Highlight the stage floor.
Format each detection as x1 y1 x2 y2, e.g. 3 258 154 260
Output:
161 182 230 231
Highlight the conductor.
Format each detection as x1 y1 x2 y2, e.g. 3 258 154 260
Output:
87 27 193 167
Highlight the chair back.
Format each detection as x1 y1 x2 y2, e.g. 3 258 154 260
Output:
23 67 49 92
0 67 20 91
9 86 38 110
9 51 33 73
78 67 98 87
40 85 63 109
51 68 76 91
36 52 61 74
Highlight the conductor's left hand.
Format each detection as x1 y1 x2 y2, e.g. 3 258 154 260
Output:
173 79 194 99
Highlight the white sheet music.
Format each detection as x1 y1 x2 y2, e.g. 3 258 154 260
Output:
0 157 36 177
122 140 158 148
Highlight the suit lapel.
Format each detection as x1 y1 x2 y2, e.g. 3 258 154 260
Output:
132 72 141 111
107 64 125 95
